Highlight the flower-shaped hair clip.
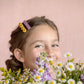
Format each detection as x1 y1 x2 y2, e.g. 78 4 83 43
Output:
19 20 31 32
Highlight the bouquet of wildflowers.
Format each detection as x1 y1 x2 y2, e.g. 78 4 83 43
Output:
0 52 84 84
54 52 84 84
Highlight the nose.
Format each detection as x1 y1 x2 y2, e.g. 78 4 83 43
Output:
45 46 54 58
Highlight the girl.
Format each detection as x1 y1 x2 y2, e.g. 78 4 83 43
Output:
5 16 61 78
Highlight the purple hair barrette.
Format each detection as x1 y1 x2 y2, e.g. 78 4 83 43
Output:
23 20 31 30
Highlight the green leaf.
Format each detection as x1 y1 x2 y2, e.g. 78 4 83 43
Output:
61 73 65 78
67 58 74 62
1 72 7 77
70 58 74 62
0 81 1 84
17 69 21 76
8 69 12 74
45 80 49 84
0 67 5 72
15 69 21 80
29 77 33 82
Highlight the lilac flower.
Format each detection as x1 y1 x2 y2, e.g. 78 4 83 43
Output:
33 69 38 74
45 73 52 80
44 63 47 68
35 59 45 67
80 74 84 82
41 71 52 81
36 57 39 61
46 68 50 72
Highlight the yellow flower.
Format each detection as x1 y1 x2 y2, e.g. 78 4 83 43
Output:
34 82 37 84
68 79 75 84
66 62 75 71
57 62 63 68
19 82 23 84
23 76 28 82
64 52 72 57
38 68 44 74
55 70 61 77
48 80 56 84
48 58 54 65
34 75 41 82
42 57 45 60
15 81 18 84
77 81 83 84
4 80 9 84
18 79 22 82
26 82 31 84
61 78 66 83
36 76 40 79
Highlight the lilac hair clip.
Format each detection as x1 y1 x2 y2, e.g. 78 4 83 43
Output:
23 20 31 30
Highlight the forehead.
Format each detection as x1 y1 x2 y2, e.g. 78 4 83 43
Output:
30 24 57 35
26 24 58 43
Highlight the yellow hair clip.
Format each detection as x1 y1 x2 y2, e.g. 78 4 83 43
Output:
19 23 27 32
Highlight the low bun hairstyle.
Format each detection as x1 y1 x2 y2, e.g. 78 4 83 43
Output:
5 16 59 72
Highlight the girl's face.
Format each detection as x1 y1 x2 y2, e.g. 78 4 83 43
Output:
23 24 61 70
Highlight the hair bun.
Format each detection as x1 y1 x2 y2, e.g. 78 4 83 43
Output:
5 56 23 72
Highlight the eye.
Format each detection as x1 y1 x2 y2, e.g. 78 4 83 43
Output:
35 45 43 48
52 44 59 47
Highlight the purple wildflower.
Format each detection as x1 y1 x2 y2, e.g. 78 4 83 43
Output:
41 72 51 81
46 68 50 72
80 74 84 82
33 69 38 74
46 73 52 80
36 57 39 61
44 63 47 68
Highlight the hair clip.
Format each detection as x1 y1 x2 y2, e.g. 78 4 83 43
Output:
23 20 31 30
19 21 31 32
19 23 27 32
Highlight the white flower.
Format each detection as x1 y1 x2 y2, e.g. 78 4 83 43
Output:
23 76 28 83
48 80 56 84
18 78 23 82
4 80 9 84
38 82 45 84
64 52 72 57
57 62 63 68
60 78 66 83
77 81 83 84
55 70 61 77
13 81 19 84
34 74 41 82
66 62 75 71
41 56 47 61
58 78 66 83
67 79 75 84
19 82 23 84
32 82 37 84
27 82 31 84
48 58 54 65
38 68 44 75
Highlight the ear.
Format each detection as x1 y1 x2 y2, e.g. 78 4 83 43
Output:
14 48 24 63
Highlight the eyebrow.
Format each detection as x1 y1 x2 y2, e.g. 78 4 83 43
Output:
53 39 59 42
30 39 58 45
30 40 44 45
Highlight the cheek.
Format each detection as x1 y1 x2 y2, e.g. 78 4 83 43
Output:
54 48 62 61
24 54 36 64
23 55 37 70
23 49 40 70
